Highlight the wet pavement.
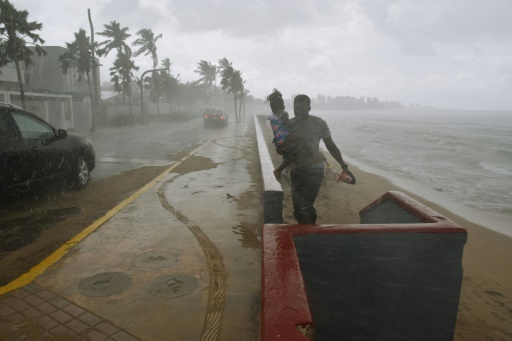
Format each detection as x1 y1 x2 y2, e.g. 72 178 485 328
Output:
0 117 262 340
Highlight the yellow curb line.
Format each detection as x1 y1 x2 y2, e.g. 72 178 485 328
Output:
0 130 223 295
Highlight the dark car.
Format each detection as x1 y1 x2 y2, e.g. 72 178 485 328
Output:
0 104 95 191
203 109 228 128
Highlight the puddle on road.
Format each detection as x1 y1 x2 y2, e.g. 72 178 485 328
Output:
0 207 80 252
232 222 261 249
173 155 219 174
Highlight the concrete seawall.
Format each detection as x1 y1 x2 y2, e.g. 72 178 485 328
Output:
254 115 283 224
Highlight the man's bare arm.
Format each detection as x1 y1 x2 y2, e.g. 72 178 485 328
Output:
323 136 348 171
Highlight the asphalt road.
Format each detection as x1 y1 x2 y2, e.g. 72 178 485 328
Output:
0 116 224 285
81 116 217 180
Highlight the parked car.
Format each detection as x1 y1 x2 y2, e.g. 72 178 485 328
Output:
0 103 95 191
203 108 228 128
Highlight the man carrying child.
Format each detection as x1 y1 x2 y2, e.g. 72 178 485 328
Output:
275 93 353 224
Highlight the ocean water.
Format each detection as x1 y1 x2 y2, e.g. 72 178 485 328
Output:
314 109 512 236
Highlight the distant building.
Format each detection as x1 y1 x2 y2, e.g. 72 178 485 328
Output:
24 46 100 100
0 46 101 130
0 62 19 92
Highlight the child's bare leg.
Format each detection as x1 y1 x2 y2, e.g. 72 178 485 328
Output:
273 169 282 182
273 156 294 182
273 161 289 182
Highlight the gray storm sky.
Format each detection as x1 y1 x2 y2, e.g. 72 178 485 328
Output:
13 0 512 110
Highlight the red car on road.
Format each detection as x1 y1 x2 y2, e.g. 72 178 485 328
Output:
203 109 228 128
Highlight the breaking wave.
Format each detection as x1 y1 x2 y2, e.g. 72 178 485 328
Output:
479 161 512 176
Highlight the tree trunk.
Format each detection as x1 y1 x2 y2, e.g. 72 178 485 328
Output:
88 9 98 132
209 83 213 107
238 91 243 120
128 91 133 117
122 76 127 105
242 92 246 118
14 60 26 110
233 94 238 122
168 86 172 115
86 72 95 131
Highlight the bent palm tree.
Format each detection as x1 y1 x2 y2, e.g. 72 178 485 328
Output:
96 20 131 57
144 70 167 116
232 70 244 121
110 50 139 114
218 57 232 74
194 60 216 106
0 0 46 109
60 29 96 130
133 28 162 69
159 58 174 113
220 61 244 122
96 21 134 106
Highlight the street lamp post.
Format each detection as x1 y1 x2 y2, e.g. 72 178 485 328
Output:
140 68 169 123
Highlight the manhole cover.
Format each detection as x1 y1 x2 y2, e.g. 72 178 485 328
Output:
147 274 198 298
132 251 178 269
78 272 132 297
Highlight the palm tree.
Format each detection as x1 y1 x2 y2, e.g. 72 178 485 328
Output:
161 58 171 71
109 50 139 114
219 60 245 122
217 57 233 110
194 60 217 107
159 58 175 113
220 65 236 120
232 70 244 121
0 34 9 67
96 20 131 57
0 0 46 109
144 70 167 116
217 57 232 74
59 29 97 131
242 89 249 117
236 78 246 119
96 21 136 107
132 28 162 68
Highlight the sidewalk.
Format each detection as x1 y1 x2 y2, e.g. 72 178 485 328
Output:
0 117 262 340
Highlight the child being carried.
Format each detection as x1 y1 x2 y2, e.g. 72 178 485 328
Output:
266 89 322 182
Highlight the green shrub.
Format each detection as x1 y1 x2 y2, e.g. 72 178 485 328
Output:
109 114 141 126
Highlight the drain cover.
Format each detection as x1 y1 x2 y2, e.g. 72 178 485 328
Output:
78 272 132 297
132 251 178 270
147 274 198 298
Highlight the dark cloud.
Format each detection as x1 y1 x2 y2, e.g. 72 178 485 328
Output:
360 0 512 55
165 0 344 37
96 0 168 34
